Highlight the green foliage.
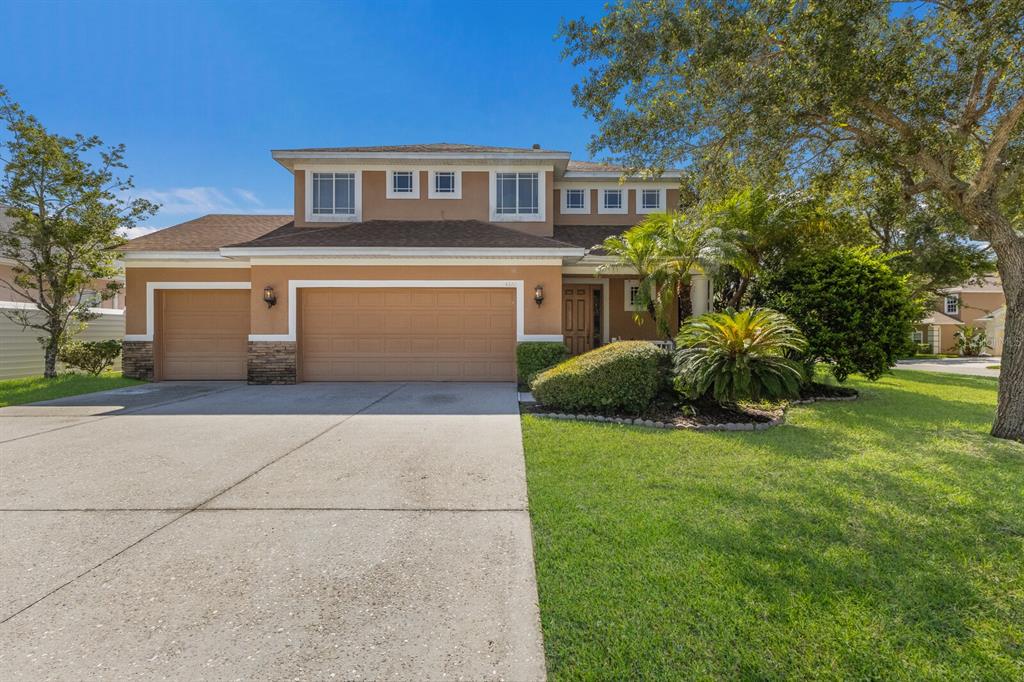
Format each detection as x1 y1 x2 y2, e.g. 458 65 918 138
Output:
758 247 922 381
531 341 667 415
954 326 991 357
58 339 122 376
0 86 157 377
0 372 141 407
600 212 729 335
516 342 569 384
674 308 807 403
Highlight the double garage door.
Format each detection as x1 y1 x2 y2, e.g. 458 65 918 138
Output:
156 287 516 382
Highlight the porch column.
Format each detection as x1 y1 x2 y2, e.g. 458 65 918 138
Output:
690 274 710 316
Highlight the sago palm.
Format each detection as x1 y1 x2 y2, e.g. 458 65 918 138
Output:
674 308 808 403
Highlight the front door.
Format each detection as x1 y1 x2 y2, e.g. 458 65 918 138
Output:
562 285 595 355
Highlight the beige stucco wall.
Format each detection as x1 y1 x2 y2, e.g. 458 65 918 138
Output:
606 275 676 341
554 188 681 226
292 170 557 237
125 264 563 338
124 267 251 335
251 264 563 336
928 290 1006 353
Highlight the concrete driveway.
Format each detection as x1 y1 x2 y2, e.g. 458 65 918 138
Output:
0 382 545 680
895 357 1001 378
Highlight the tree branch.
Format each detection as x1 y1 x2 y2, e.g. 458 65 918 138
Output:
970 95 1024 200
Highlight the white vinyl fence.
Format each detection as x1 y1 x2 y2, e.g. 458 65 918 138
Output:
0 302 125 379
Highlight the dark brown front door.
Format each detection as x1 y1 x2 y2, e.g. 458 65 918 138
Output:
563 285 594 355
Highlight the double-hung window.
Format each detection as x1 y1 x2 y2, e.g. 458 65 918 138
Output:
945 294 959 315
495 172 539 216
312 172 356 216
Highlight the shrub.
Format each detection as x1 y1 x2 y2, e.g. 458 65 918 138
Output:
757 247 922 381
674 308 807 403
58 339 122 375
954 325 990 356
516 342 569 384
530 341 667 415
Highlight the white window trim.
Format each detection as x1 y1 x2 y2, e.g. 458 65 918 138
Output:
428 170 462 199
246 280 562 344
637 188 665 214
488 169 546 222
386 170 421 199
561 187 590 215
945 294 959 315
124 281 252 342
305 170 362 222
911 330 924 343
599 188 629 215
624 279 644 312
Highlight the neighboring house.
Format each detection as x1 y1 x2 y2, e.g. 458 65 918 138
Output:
980 306 1005 356
0 206 126 378
913 275 1005 355
120 143 713 383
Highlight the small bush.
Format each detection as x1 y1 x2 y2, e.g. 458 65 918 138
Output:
954 325 990 356
517 342 569 384
674 308 807 403
58 339 122 376
531 341 667 415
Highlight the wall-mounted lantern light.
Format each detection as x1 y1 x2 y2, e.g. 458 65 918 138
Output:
263 285 277 308
534 284 545 307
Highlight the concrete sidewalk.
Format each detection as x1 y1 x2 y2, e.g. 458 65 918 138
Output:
895 357 1000 378
0 381 546 680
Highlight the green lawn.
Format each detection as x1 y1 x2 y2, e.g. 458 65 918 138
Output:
0 372 142 407
523 370 1023 680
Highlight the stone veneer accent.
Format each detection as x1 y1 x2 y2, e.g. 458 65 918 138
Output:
247 341 297 384
122 341 155 381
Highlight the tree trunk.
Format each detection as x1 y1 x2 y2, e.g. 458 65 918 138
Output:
43 334 59 378
991 245 1024 442
729 277 749 310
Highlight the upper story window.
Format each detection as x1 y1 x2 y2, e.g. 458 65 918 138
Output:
561 187 590 214
638 188 665 213
428 170 462 199
599 188 627 214
312 172 357 216
945 294 959 315
495 172 539 215
387 170 420 199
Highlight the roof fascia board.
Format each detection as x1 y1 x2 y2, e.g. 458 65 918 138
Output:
219 246 585 258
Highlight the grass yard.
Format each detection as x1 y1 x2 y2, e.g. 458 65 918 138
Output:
0 372 142 407
523 370 1023 680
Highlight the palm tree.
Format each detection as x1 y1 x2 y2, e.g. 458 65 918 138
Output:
599 212 729 338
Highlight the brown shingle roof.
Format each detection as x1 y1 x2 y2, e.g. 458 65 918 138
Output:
122 214 292 252
227 220 580 250
553 225 633 254
566 160 624 172
274 143 569 154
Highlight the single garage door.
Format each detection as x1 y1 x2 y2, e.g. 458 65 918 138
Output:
158 289 249 380
300 287 516 381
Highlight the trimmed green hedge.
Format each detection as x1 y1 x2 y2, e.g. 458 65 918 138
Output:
517 342 569 384
530 341 667 415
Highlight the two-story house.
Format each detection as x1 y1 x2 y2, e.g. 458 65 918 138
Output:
120 143 712 383
914 275 1005 355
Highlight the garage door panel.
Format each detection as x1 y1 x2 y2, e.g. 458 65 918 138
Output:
300 287 516 382
158 290 249 381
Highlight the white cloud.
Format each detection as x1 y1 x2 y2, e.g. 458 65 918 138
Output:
125 187 290 236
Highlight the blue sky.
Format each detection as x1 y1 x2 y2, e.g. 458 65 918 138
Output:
1 0 607 233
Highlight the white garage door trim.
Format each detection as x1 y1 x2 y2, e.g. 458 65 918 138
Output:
124 281 252 342
248 280 563 343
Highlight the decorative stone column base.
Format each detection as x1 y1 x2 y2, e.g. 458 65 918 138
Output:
247 341 297 384
122 341 155 381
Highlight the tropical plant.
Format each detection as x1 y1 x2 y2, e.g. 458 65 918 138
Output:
560 0 1023 439
531 341 668 415
674 308 807 403
758 247 922 382
600 212 727 337
58 339 122 376
954 326 991 358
